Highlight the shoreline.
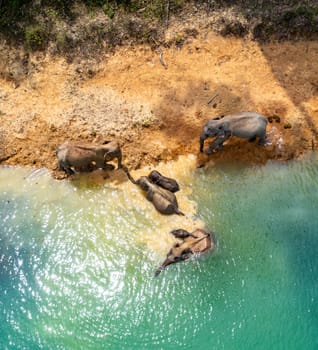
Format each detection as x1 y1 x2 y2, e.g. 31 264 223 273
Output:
1 35 317 174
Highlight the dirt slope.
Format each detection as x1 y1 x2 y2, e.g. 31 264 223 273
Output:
1 33 318 176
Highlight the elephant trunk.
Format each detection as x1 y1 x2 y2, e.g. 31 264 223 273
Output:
154 258 172 277
117 151 123 169
154 266 164 277
122 166 137 184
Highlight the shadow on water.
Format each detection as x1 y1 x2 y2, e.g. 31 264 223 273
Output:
269 157 318 328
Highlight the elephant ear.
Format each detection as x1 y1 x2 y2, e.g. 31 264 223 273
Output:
181 248 192 260
213 123 226 136
218 123 232 138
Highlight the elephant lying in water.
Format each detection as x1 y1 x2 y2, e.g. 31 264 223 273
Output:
200 112 268 154
123 167 184 216
154 228 216 276
56 141 122 175
147 170 180 193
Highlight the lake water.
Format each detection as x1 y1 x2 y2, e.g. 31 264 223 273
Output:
1 154 318 350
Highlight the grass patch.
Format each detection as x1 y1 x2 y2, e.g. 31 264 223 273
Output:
25 23 47 50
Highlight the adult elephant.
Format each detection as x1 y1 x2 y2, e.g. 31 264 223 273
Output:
200 112 268 154
154 228 216 276
56 141 122 175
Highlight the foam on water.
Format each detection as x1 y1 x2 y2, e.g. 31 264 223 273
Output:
1 154 318 349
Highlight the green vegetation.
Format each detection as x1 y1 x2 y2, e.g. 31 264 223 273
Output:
0 0 318 54
25 23 47 50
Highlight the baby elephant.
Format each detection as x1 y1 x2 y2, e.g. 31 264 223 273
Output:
148 170 180 193
200 112 268 154
154 228 216 276
57 141 122 175
123 168 184 216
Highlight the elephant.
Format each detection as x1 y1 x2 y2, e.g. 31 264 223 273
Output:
147 170 180 193
123 167 184 216
154 228 216 276
56 141 122 175
199 112 268 154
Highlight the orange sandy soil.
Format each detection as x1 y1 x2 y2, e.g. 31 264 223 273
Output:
1 33 318 177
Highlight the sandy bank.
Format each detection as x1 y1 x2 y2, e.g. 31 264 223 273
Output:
1 34 318 176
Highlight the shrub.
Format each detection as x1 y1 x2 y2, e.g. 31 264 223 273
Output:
25 24 47 50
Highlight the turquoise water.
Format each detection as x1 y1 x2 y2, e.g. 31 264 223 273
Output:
0 155 318 349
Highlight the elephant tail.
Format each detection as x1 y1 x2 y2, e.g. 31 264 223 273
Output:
176 208 185 216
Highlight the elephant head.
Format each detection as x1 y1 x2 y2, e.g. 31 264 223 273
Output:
135 176 151 191
199 120 229 152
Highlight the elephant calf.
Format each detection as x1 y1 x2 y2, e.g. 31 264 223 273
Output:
147 170 180 193
123 167 184 216
200 112 268 154
56 141 122 175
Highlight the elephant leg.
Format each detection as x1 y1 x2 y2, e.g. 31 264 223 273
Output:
95 158 105 169
258 135 268 146
66 168 75 175
59 162 75 175
206 130 231 154
206 137 225 154
248 136 257 142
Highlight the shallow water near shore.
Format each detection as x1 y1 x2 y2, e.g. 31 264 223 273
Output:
1 154 318 349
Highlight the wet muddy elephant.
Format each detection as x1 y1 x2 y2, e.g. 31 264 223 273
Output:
200 112 268 154
147 170 180 193
56 141 122 175
123 168 184 216
154 228 216 276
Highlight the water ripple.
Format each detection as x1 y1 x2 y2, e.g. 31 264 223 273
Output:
1 157 318 349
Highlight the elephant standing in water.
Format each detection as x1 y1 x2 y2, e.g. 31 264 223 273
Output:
56 141 122 175
123 167 184 216
154 228 216 276
200 112 268 154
